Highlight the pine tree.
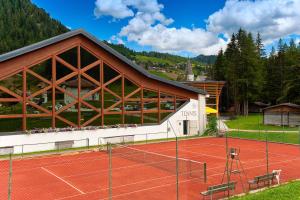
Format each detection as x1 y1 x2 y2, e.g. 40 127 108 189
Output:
212 49 225 80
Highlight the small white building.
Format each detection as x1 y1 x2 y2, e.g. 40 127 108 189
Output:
63 78 99 105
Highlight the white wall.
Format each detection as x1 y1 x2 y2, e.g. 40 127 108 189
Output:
0 96 207 154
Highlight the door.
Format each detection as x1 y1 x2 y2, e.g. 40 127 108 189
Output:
183 120 188 135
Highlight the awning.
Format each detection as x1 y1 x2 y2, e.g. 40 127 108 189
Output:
206 106 217 114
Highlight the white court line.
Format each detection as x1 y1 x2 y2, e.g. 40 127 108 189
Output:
41 167 85 194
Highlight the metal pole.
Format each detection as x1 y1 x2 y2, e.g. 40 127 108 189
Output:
175 137 179 200
258 113 261 140
225 130 230 198
266 131 269 175
21 144 24 158
203 162 207 183
108 143 112 200
8 153 12 200
218 116 220 137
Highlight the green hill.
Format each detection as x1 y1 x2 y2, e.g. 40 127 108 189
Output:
0 0 68 54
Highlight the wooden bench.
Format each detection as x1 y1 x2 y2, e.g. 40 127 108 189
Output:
200 182 236 200
248 173 276 190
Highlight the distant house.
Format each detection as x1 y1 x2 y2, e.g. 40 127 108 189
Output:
249 102 270 113
63 78 99 105
263 103 300 126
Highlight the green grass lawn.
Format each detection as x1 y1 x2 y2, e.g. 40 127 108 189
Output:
229 131 300 144
149 70 174 80
225 114 298 131
232 181 300 200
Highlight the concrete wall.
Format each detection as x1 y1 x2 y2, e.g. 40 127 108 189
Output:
0 97 206 154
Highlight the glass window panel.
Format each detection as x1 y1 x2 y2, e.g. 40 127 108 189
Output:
80 104 101 126
176 98 188 109
143 101 158 111
0 102 22 115
56 61 76 80
125 101 141 111
143 89 158 98
106 78 122 97
27 91 52 112
80 47 98 68
29 59 52 81
143 113 159 124
0 118 22 132
0 72 23 96
103 90 121 111
124 78 139 97
57 47 78 67
85 65 100 83
125 113 141 124
26 73 50 95
104 63 120 83
27 117 52 130
160 112 173 122
58 103 79 126
60 78 79 101
104 114 122 125
160 93 175 110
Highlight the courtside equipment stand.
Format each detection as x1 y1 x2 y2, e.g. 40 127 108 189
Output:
221 147 248 192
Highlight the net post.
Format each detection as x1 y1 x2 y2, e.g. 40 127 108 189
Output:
203 162 207 183
8 153 12 200
266 130 271 187
175 137 179 200
108 142 112 200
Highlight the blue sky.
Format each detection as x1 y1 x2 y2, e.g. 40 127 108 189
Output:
32 0 300 56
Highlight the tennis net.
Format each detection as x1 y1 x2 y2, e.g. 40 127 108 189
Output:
109 144 207 182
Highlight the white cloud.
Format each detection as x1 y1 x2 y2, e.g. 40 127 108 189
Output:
94 0 165 19
207 0 300 44
120 22 226 55
94 0 134 19
109 35 125 45
98 0 225 55
94 0 300 55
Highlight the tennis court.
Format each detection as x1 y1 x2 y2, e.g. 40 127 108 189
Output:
0 137 300 200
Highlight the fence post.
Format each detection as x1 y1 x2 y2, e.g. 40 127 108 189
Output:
21 144 24 158
8 153 12 200
87 138 90 149
203 162 207 183
175 137 179 200
266 132 269 175
108 142 112 200
225 130 230 198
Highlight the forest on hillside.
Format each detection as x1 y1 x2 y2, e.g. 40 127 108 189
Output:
0 0 68 54
211 29 300 115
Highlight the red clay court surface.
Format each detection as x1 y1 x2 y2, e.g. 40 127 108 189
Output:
1 137 300 200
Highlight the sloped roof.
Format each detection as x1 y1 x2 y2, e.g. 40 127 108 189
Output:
0 29 206 95
263 103 300 110
64 78 94 88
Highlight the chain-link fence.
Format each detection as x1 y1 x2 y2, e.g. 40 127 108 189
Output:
106 137 207 200
216 114 300 199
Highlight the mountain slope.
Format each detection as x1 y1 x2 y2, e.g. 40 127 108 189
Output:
0 0 68 54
